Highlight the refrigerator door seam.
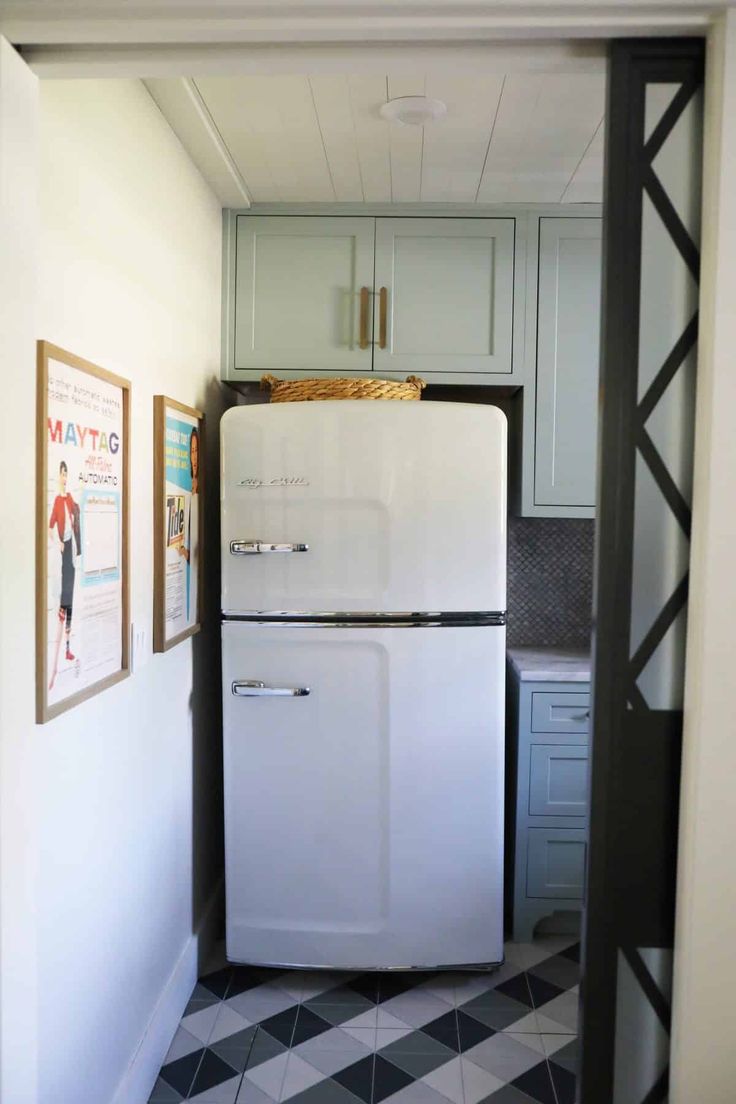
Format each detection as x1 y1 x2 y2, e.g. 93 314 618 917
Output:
222 612 507 627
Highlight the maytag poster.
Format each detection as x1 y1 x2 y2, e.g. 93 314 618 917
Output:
39 343 129 721
155 399 202 649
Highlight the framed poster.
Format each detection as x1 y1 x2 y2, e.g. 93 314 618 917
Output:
153 396 204 652
36 341 130 723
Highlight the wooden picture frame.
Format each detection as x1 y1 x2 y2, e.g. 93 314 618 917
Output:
36 341 131 723
153 396 204 652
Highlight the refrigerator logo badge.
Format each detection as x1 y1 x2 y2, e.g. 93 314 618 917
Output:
238 477 309 488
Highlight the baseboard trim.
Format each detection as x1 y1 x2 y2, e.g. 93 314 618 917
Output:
112 876 224 1104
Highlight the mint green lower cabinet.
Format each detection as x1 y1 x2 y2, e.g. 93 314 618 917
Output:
526 828 588 898
529 745 589 817
507 673 590 942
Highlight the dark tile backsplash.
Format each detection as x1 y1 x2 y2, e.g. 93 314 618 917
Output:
507 517 595 649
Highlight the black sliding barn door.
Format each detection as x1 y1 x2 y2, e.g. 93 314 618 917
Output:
579 39 705 1104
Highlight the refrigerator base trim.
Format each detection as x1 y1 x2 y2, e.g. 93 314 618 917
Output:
224 955 505 972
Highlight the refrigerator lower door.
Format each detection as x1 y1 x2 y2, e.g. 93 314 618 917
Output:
222 620 505 969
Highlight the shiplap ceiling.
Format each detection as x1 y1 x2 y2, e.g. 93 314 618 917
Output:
147 73 605 206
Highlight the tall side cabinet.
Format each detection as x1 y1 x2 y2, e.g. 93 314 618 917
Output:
517 216 603 519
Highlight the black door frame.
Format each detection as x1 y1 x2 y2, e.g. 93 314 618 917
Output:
579 37 705 1104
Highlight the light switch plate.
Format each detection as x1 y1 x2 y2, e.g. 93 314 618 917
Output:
130 623 148 673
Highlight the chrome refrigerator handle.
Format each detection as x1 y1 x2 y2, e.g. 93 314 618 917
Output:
232 680 310 698
230 540 309 555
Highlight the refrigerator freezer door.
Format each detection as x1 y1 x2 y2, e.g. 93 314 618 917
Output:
221 401 506 615
222 620 505 968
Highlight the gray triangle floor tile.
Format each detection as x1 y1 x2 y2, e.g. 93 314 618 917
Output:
183 1004 223 1044
210 1005 253 1045
189 984 223 1008
501 1012 539 1035
532 993 578 1033
527 956 579 993
211 1027 259 1072
307 988 374 1010
463 1033 542 1082
462 993 532 1031
481 1085 543 1103
280 1053 326 1100
379 991 453 1029
308 1002 376 1027
283 1076 366 1104
165 1026 205 1063
378 1029 457 1057
235 1080 277 1104
379 1083 457 1104
379 1044 456 1080
460 1057 505 1102
148 1077 184 1103
292 1027 373 1076
546 1036 577 1072
245 1029 289 1069
420 1054 464 1103
189 1074 242 1103
186 997 221 1017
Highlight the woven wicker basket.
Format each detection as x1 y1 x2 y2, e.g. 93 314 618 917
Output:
261 374 426 403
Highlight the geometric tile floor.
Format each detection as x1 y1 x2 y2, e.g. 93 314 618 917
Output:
149 935 579 1104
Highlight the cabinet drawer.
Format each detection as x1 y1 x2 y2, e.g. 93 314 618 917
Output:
526 828 587 899
531 691 590 734
529 744 589 817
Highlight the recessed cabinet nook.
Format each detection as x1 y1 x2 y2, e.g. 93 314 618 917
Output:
222 206 602 519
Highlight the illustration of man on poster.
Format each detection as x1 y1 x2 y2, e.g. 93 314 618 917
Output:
48 459 81 690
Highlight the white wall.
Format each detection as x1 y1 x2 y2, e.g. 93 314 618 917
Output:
671 10 736 1102
0 35 40 1104
2 61 230 1104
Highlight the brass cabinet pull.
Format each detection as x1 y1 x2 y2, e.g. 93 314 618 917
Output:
359 286 370 349
379 286 388 349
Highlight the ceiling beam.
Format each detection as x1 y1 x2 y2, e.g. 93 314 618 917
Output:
145 77 251 206
0 3 714 49
22 40 613 79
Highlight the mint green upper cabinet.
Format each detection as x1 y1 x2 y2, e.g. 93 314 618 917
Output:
233 216 375 375
520 216 602 517
372 218 517 381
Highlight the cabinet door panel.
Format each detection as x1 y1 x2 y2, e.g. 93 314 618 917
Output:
526 828 587 899
529 744 589 817
373 218 515 376
234 216 375 373
534 217 602 507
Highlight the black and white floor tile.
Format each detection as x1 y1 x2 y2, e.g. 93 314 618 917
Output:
149 936 579 1104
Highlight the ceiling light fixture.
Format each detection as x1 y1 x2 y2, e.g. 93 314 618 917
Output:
379 96 447 127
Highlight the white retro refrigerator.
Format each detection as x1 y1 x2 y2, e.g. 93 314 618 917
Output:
221 400 507 970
